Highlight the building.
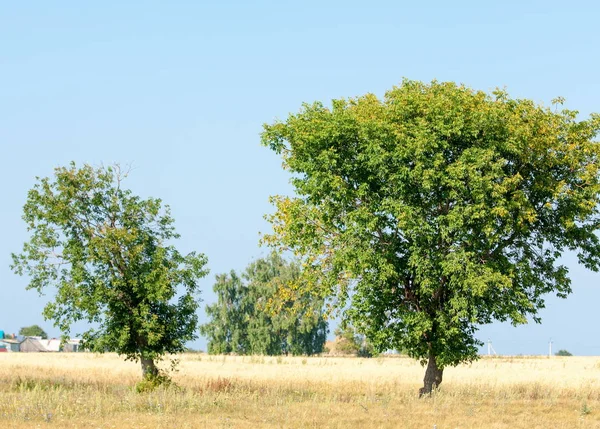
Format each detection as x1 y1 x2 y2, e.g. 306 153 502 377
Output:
0 339 21 352
19 337 48 352
38 338 62 352
18 337 83 352
62 338 82 352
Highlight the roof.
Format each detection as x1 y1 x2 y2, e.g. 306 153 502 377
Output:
20 337 48 352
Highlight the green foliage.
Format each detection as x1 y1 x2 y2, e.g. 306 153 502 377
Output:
357 340 376 358
135 371 174 393
11 163 209 376
333 326 361 355
262 80 600 370
333 325 376 357
201 252 328 356
556 349 573 356
19 325 48 339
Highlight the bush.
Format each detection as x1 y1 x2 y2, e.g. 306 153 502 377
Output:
135 371 173 393
555 349 573 356
357 343 377 358
334 325 378 357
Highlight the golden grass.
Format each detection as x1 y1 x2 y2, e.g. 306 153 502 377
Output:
1 353 600 428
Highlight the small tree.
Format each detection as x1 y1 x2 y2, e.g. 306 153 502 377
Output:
333 326 361 355
555 349 573 356
19 325 48 339
12 163 209 380
262 80 600 395
201 252 328 356
333 325 376 357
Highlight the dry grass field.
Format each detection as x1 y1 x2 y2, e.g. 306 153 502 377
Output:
1 353 599 428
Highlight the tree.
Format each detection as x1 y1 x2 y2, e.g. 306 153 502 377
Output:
556 349 573 356
11 163 208 380
19 324 48 339
261 80 600 395
201 252 328 356
333 325 376 357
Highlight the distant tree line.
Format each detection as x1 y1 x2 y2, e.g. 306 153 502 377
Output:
201 253 328 356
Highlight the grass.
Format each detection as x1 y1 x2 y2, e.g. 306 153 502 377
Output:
1 353 599 428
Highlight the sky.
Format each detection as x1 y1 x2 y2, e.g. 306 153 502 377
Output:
2 0 599 356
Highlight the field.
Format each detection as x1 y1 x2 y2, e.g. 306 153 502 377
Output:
1 353 599 428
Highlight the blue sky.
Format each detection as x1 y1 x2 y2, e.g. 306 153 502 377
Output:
2 1 599 355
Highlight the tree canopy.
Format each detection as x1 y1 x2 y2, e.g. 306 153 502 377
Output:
11 163 208 379
201 252 328 356
261 80 600 394
19 324 48 339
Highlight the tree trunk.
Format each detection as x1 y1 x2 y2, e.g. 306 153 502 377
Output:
419 351 443 397
141 357 158 378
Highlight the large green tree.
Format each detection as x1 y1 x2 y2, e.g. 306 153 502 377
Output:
201 252 328 356
19 324 48 339
11 163 208 379
261 80 600 394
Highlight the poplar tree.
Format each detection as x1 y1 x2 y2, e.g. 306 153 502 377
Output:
201 253 328 356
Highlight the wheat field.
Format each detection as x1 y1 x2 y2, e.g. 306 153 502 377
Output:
1 352 599 428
